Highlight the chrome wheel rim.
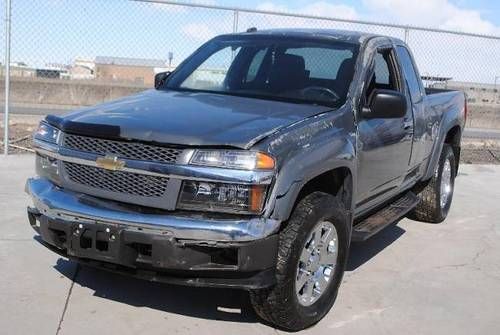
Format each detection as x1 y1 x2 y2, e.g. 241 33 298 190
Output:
295 221 338 307
440 158 452 209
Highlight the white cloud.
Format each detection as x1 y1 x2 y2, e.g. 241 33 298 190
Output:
257 1 359 20
362 0 499 35
249 2 359 31
301 2 359 20
151 0 217 13
182 22 217 41
256 2 288 12
256 0 499 35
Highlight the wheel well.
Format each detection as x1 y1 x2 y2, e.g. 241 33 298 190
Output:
444 126 461 173
296 167 352 211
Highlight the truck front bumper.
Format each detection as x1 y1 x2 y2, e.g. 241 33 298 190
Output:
25 178 280 289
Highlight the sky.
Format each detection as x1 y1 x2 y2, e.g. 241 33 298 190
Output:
193 0 500 34
2 0 500 83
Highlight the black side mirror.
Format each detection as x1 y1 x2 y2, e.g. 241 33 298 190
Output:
362 89 407 119
154 71 171 89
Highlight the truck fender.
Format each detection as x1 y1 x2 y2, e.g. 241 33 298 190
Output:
423 115 463 181
265 137 356 223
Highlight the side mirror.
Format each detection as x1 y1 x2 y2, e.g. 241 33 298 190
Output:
154 71 171 89
362 89 407 119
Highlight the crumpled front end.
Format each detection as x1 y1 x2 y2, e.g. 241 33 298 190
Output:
26 122 282 289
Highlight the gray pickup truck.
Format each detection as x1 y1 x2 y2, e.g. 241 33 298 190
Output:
26 29 466 330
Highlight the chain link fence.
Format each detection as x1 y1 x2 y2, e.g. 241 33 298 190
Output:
1 0 499 163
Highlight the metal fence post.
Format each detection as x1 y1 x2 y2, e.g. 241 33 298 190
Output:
232 9 239 33
3 0 12 156
404 26 410 45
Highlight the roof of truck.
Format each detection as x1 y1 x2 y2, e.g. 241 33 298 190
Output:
230 28 403 44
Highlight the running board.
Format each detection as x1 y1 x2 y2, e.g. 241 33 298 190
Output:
352 192 420 242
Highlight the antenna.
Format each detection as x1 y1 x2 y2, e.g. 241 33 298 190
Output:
246 27 257 33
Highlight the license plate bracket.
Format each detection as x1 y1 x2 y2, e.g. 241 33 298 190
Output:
68 222 122 263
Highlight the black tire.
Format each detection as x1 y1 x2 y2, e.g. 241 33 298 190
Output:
249 192 350 331
408 144 456 223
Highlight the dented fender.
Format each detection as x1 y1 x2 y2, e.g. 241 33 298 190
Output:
253 104 357 222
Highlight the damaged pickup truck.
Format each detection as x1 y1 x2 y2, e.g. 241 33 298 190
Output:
26 29 466 330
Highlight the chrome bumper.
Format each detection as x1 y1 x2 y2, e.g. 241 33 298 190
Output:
25 178 281 242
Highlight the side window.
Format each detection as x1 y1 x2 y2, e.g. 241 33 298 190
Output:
245 48 267 83
365 48 400 101
396 46 423 102
374 53 390 85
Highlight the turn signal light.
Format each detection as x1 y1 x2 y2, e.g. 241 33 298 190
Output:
256 152 275 170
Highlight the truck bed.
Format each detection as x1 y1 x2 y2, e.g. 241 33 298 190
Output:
425 87 460 95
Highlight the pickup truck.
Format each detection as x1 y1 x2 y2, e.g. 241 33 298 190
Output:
26 29 466 330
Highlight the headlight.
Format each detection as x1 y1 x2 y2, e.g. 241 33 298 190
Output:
177 181 267 214
34 122 60 144
190 150 275 170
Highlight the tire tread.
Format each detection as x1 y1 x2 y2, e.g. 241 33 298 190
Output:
250 192 347 330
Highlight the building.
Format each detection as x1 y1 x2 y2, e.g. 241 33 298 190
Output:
69 58 95 80
9 62 35 78
35 64 70 79
94 56 167 85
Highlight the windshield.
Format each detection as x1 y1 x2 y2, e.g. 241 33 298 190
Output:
163 36 359 107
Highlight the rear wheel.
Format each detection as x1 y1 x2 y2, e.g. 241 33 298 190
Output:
409 144 456 223
249 192 349 331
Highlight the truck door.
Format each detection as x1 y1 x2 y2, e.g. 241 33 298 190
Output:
396 45 428 173
356 46 413 208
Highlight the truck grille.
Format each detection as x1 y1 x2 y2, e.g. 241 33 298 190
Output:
62 133 182 164
63 162 169 198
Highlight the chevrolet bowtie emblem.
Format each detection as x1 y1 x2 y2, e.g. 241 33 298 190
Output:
96 155 126 171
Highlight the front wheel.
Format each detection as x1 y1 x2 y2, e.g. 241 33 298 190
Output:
249 192 350 331
409 144 456 223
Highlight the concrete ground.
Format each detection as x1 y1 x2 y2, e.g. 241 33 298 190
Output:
1 154 499 335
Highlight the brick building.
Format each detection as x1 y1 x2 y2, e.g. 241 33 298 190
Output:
94 56 168 86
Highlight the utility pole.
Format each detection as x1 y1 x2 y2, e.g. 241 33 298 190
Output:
4 0 12 156
168 52 173 69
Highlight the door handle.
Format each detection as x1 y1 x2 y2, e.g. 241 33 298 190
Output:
403 121 413 130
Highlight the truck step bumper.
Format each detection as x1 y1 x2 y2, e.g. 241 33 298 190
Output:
28 208 278 290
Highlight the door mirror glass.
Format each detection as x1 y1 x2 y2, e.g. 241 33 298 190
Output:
154 71 171 89
363 89 407 119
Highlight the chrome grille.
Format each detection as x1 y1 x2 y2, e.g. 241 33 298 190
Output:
63 162 168 198
62 134 182 164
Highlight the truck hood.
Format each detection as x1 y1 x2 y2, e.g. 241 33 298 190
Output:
50 89 332 149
